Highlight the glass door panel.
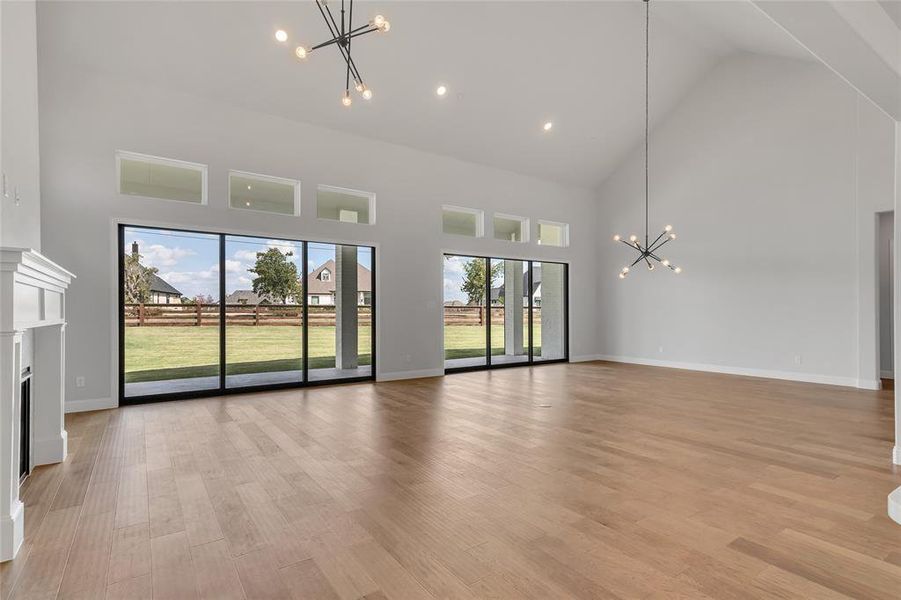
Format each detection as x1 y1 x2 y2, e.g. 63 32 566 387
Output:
307 242 373 381
224 236 303 388
531 261 567 362
443 255 488 369
490 258 528 366
122 226 221 398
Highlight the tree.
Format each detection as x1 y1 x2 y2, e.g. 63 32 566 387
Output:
123 251 157 303
460 258 502 306
184 294 214 305
248 248 301 304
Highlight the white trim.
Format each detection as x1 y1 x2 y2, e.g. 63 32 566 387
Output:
0 499 23 562
882 369 894 379
115 150 208 205
888 486 901 526
32 431 67 466
492 213 530 243
228 169 301 217
596 354 864 388
316 184 376 225
442 205 485 238
893 445 901 466
570 354 604 363
536 219 570 248
377 368 445 382
65 397 117 414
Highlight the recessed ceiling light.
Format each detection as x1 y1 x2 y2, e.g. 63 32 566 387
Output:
543 121 553 132
436 85 447 97
275 29 288 43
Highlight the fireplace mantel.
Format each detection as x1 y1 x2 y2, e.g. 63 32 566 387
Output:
1 247 74 561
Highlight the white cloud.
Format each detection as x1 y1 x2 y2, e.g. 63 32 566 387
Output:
137 241 195 268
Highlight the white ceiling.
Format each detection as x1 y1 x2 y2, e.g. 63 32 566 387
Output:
879 0 901 29
37 1 814 189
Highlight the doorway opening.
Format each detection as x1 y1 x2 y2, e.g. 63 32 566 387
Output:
878 211 894 386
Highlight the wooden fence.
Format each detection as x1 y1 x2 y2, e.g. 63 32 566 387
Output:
124 304 372 327
125 303 538 327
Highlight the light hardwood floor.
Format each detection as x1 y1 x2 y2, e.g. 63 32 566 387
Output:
2 361 900 599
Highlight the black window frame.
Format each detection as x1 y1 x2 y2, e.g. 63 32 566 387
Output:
442 253 569 374
118 224 376 405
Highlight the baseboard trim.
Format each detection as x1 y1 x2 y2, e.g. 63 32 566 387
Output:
0 500 24 562
893 445 901 466
889 487 901 526
881 370 894 379
65 397 117 413
377 368 445 382
32 431 67 466
570 354 605 363
595 355 862 389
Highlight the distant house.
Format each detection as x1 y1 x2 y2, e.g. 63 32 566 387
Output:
131 242 183 304
307 260 371 306
224 290 279 305
224 260 371 306
148 274 183 304
490 264 542 307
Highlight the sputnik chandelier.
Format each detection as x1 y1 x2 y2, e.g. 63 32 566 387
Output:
288 0 390 106
613 0 681 279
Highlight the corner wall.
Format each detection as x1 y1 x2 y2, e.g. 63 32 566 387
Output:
0 0 42 251
596 54 897 388
37 67 598 409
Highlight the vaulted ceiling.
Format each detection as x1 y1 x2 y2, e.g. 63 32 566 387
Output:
37 1 814 188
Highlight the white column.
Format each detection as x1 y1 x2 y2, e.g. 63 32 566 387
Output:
0 331 24 562
335 246 358 370
504 261 524 356
32 324 67 465
540 264 565 360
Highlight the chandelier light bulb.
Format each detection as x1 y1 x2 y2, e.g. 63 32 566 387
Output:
647 263 655 271
543 122 553 132
674 267 682 274
355 81 364 92
669 233 677 240
613 234 621 242
373 14 385 27
275 29 288 43
341 93 352 107
362 87 373 100
664 224 672 232
380 20 391 32
619 272 626 279
294 46 308 60
436 85 447 97
629 235 638 243
622 267 630 274
662 259 670 267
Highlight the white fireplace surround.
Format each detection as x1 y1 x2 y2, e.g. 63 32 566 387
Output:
0 248 74 561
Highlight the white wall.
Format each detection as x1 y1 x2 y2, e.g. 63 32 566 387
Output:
36 66 598 408
0 0 41 251
596 53 897 388
878 211 893 377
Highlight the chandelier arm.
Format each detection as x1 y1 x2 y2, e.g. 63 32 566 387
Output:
316 0 340 40
647 230 667 251
323 4 345 44
629 254 646 268
315 1 364 86
648 236 672 254
347 27 381 41
311 36 342 51
345 0 352 93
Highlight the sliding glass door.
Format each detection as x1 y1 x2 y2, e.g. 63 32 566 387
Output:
224 236 304 388
443 254 567 372
119 225 375 403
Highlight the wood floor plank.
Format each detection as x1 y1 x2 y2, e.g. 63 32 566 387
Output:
3 363 899 600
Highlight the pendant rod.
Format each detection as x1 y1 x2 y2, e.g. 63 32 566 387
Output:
644 0 650 247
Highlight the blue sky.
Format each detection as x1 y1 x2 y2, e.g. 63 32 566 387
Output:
124 227 372 301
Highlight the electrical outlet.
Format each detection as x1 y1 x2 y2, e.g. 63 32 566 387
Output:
793 355 802 365
75 376 85 388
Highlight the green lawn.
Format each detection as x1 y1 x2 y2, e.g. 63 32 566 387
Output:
126 324 541 382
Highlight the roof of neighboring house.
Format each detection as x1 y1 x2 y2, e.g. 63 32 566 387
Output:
149 274 182 297
490 265 541 302
225 290 271 305
306 260 372 295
